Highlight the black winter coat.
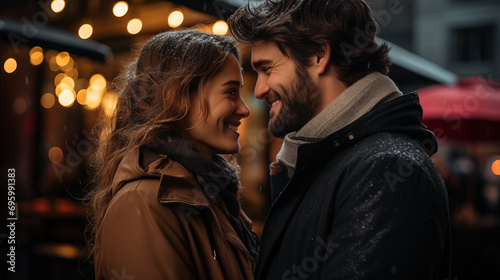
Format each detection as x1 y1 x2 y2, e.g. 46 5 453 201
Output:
256 92 450 280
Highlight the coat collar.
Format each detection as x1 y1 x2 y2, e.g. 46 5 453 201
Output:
111 148 254 238
289 92 437 170
110 148 210 206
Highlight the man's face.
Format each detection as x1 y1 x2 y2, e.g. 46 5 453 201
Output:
251 41 321 138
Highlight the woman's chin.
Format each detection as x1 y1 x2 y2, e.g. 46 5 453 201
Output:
217 143 241 155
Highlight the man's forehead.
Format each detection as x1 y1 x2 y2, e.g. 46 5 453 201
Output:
252 40 274 48
251 40 277 53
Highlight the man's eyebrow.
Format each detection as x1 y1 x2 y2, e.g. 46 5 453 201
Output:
252 60 272 71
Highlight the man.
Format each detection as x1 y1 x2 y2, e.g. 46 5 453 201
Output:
228 0 450 279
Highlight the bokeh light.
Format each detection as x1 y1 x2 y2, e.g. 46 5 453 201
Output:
51 0 65 13
30 46 44 66
56 52 70 67
113 1 129 17
78 24 93 39
212 20 228 35
127 18 142 34
48 147 64 163
492 160 500 176
85 90 101 110
13 98 27 115
58 89 76 107
33 197 50 212
168 11 184 28
41 93 56 109
77 89 87 105
61 76 75 89
4 58 17 73
90 74 107 92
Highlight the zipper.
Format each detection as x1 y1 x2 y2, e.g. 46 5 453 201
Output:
159 200 256 269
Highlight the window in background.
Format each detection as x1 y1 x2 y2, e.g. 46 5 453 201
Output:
452 25 495 62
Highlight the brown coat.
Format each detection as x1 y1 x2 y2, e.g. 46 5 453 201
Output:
94 149 255 279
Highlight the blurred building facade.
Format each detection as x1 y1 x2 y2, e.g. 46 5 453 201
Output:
414 0 499 79
371 0 500 79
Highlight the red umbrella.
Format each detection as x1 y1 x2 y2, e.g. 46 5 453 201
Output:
417 77 500 144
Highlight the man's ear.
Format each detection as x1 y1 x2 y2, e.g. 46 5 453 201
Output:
313 44 331 75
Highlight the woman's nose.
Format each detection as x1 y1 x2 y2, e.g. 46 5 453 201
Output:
236 96 251 118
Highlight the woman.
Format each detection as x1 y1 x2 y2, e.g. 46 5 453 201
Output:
88 30 257 279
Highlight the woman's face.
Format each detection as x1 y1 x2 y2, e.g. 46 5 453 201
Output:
184 54 250 158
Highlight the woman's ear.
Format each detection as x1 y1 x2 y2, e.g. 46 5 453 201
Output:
314 44 331 75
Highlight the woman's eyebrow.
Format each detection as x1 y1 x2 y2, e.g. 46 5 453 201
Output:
222 80 243 87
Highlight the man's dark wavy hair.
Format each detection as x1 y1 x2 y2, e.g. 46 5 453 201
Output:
228 0 391 86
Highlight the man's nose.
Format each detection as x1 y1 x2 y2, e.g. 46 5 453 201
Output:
254 75 270 100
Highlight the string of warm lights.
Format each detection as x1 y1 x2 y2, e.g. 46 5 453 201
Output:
3 0 230 75
2 0 230 112
75 1 228 39
5 44 114 113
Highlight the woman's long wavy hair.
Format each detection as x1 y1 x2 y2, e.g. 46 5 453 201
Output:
86 29 239 254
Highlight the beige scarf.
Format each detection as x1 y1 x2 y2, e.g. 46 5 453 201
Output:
275 72 402 173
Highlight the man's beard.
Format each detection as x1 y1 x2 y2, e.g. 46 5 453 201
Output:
269 68 321 138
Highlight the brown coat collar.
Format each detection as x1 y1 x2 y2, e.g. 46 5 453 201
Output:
110 148 209 205
110 147 253 232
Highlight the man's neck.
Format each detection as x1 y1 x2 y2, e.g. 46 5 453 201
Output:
315 65 347 116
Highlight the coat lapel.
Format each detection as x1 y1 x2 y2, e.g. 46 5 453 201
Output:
256 159 316 279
